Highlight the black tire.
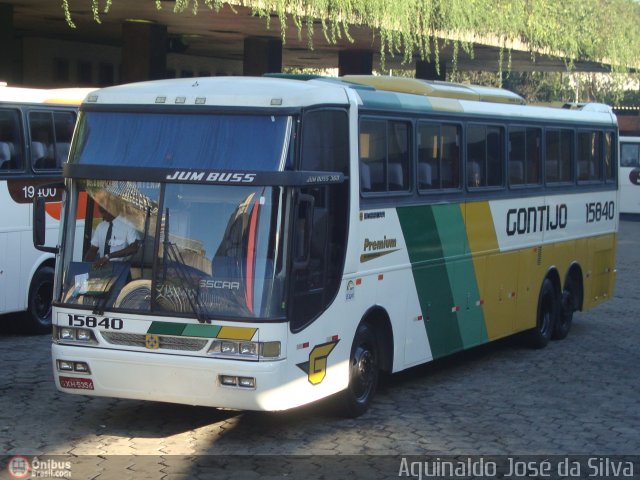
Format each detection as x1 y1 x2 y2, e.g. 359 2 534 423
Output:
527 278 558 349
340 323 379 418
24 265 54 334
553 282 574 340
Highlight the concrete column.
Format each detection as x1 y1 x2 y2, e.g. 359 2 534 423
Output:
243 37 282 76
415 60 446 81
121 21 167 84
0 4 20 84
338 50 373 76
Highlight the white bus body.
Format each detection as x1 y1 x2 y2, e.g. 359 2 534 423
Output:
44 77 617 415
0 85 93 332
619 136 640 214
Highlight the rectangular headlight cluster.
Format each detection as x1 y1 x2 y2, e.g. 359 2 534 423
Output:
53 326 98 345
56 360 91 374
219 375 256 389
207 340 281 360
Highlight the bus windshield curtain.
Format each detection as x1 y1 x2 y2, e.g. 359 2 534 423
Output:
71 112 290 171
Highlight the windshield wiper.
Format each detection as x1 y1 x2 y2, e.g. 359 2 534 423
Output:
161 208 210 324
91 263 130 316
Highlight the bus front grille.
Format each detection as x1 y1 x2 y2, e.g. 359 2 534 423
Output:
101 332 208 351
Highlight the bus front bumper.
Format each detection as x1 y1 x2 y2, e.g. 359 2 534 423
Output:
52 343 298 411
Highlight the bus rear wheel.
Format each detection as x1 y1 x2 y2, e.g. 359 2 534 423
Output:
340 323 379 418
25 265 54 334
527 278 558 349
553 282 575 340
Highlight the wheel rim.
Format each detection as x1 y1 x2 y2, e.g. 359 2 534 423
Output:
33 279 53 322
351 344 376 403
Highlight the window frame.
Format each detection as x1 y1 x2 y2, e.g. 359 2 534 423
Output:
465 122 506 192
416 120 463 195
358 115 413 197
544 127 575 186
0 107 25 176
508 125 543 189
576 128 604 185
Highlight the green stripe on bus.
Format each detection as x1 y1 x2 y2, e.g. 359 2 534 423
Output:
182 324 222 338
397 205 463 358
147 322 187 335
432 205 488 348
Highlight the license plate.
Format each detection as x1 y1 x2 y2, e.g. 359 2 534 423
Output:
59 376 94 390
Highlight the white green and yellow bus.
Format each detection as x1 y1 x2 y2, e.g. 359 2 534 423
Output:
619 136 640 214
35 76 617 416
0 84 92 332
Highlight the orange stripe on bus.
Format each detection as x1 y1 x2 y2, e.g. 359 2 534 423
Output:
245 197 260 314
45 202 61 220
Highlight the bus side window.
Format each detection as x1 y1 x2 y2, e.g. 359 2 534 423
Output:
620 143 639 167
467 125 486 188
0 109 23 172
604 132 615 182
577 131 602 183
54 112 76 167
29 111 57 170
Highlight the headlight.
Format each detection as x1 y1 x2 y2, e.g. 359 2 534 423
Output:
57 360 74 371
54 326 98 345
76 329 93 341
239 342 257 356
220 341 238 355
207 340 281 361
60 328 75 340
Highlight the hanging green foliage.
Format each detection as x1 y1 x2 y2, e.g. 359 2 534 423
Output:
62 0 640 73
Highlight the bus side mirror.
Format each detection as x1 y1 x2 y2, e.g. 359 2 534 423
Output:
33 196 58 254
292 193 315 270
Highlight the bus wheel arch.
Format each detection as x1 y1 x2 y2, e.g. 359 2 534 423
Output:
527 270 561 348
554 263 583 340
564 263 584 312
360 306 394 374
25 260 55 333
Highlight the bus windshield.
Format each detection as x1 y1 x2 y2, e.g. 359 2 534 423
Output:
60 180 286 320
70 111 293 171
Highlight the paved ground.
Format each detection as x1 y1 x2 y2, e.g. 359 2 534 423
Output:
1 220 639 478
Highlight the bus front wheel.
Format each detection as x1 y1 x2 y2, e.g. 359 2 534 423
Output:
527 278 558 349
25 265 54 334
340 323 379 418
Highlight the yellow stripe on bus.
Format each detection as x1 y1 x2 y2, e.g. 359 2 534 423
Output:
43 98 84 105
216 327 257 341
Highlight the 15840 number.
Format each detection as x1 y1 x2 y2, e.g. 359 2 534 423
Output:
586 201 615 223
67 314 123 330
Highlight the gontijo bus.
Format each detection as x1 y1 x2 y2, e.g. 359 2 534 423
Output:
0 84 92 332
35 76 617 416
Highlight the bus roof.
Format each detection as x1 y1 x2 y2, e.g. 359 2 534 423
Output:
0 85 95 105
81 75 617 127
83 77 351 109
342 75 527 105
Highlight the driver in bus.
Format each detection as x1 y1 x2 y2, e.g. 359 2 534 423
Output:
84 206 141 269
